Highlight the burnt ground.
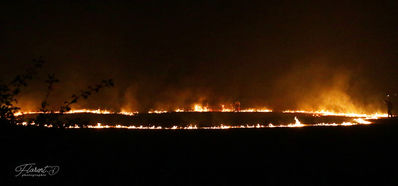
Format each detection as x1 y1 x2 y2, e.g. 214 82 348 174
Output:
1 118 398 186
19 112 360 127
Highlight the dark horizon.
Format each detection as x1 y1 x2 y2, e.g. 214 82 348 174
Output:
1 0 397 113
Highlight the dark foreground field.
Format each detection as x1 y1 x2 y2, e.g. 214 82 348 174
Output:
20 112 360 126
2 118 398 186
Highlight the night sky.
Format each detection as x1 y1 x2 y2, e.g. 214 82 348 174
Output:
1 0 397 113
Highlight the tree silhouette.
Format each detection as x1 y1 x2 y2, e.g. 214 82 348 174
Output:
1 58 114 128
36 78 114 128
0 58 43 125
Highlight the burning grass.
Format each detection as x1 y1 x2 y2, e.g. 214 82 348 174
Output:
15 107 382 129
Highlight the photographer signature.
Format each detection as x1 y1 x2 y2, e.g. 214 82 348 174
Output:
15 163 60 177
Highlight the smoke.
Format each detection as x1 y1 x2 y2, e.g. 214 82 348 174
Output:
3 1 397 114
10 57 389 114
121 85 139 113
272 59 386 113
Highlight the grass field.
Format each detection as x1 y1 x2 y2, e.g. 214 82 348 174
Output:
2 117 398 186
19 112 366 127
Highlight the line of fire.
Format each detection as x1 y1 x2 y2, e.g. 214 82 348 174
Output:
12 100 392 129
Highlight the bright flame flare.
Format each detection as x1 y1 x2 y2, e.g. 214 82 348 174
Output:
194 104 209 112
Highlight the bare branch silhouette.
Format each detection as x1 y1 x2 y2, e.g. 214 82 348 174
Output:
40 73 59 113
60 79 114 113
0 58 44 124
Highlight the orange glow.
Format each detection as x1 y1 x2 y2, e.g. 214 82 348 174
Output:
282 110 388 119
221 105 233 112
148 110 167 114
15 109 139 116
14 106 383 130
193 104 209 112
15 108 386 119
119 111 139 115
240 108 272 112
353 118 372 124
16 115 372 129
59 116 372 129
65 109 112 114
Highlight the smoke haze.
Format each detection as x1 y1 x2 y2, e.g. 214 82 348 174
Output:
1 0 397 113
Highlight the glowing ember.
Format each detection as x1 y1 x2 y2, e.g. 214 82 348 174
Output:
353 118 372 124
68 124 81 129
282 110 388 119
66 109 111 114
16 115 373 129
240 108 273 112
185 125 198 129
63 116 372 129
15 107 386 118
15 109 139 116
148 110 168 114
87 123 111 129
15 111 42 116
14 106 381 130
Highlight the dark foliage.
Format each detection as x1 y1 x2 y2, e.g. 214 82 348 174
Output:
0 58 43 125
1 58 114 128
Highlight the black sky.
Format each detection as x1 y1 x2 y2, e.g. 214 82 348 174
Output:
1 0 397 112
